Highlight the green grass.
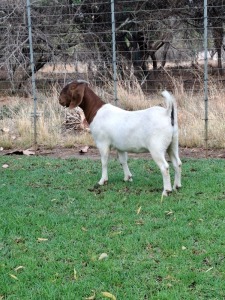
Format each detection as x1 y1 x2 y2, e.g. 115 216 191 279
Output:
0 156 225 300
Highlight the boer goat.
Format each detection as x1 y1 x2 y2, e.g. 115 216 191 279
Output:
59 80 182 196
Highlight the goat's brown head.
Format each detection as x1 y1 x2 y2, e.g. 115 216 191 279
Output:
59 80 88 109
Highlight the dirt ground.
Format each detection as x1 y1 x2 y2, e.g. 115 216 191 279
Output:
0 145 225 160
1 145 223 159
40 146 225 159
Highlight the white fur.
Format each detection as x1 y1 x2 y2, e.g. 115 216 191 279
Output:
90 91 182 196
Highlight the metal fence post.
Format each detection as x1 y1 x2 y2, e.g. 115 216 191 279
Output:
204 0 208 157
111 0 118 105
26 0 38 152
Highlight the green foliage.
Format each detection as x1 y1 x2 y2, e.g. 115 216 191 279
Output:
0 156 225 299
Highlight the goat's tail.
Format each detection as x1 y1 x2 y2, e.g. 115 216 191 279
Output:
161 90 177 127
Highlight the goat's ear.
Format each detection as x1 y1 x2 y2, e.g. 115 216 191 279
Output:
69 83 85 109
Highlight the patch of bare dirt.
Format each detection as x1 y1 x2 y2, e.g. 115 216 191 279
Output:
1 145 225 159
1 145 222 159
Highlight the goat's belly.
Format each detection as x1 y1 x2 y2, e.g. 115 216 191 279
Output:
127 147 149 153
112 143 149 153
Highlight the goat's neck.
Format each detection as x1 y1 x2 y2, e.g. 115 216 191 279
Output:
79 87 105 124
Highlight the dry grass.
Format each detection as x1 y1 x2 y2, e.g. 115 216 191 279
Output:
62 132 95 148
117 83 162 111
0 82 225 150
174 82 225 148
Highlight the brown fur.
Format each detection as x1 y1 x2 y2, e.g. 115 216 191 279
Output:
59 81 105 124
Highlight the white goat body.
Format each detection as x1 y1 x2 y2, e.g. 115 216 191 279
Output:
59 81 182 196
90 104 173 153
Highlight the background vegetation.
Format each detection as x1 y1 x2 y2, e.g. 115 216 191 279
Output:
1 81 225 150
0 0 225 94
0 1 225 150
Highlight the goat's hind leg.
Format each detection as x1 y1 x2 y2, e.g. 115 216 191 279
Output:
118 151 133 182
98 145 110 185
167 136 182 190
150 149 172 196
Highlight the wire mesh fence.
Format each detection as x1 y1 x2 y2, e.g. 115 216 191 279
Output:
0 0 225 153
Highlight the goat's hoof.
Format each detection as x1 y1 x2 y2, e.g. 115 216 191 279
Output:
163 190 172 197
124 176 133 182
173 185 181 191
98 180 108 186
128 176 133 182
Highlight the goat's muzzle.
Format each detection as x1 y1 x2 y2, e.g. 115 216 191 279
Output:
59 94 69 108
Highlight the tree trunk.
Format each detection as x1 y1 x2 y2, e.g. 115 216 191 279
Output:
161 42 170 68
213 25 223 76
150 52 158 71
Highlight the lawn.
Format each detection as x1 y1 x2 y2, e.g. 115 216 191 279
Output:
0 155 225 300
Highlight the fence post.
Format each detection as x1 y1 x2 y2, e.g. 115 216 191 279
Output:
111 0 118 105
26 0 38 152
204 0 208 157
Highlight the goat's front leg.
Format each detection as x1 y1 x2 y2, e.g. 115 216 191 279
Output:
118 151 133 182
98 146 110 185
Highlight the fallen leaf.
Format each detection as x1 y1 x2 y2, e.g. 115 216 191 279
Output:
137 206 142 215
74 267 78 280
82 227 88 231
182 246 187 250
23 149 35 156
37 238 48 242
101 292 116 300
205 267 213 272
79 146 89 154
98 253 108 260
9 274 18 280
2 164 9 169
14 266 25 272
85 290 96 300
165 210 173 216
